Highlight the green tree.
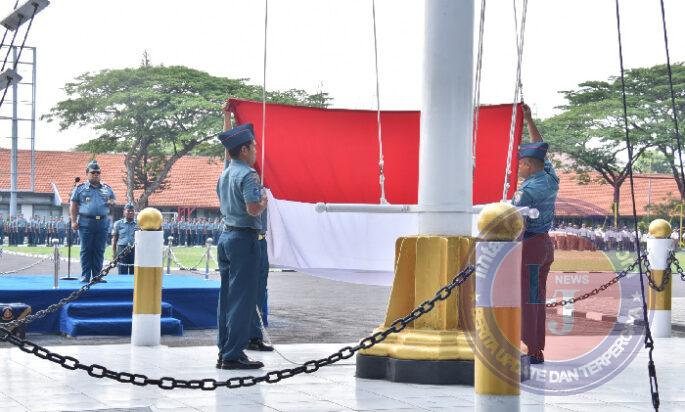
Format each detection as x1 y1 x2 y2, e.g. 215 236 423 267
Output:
540 63 685 220
621 64 685 199
633 149 672 174
44 62 330 208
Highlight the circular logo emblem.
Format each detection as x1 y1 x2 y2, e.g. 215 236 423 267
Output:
464 212 650 396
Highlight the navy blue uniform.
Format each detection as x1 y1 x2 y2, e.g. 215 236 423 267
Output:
216 158 263 362
112 218 137 274
513 155 559 355
251 208 270 339
71 182 115 281
16 216 26 245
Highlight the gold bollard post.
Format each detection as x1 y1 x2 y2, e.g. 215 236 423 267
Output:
474 203 524 411
647 219 675 338
131 207 164 346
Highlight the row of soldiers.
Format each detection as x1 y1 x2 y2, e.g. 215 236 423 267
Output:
550 223 683 251
162 217 225 246
0 214 80 246
1 213 227 248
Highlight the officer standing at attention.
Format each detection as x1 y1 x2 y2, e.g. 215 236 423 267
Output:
112 203 137 275
215 121 268 370
16 214 26 245
512 103 559 365
246 164 274 352
70 160 115 283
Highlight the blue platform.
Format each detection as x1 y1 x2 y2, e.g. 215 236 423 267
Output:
0 275 220 336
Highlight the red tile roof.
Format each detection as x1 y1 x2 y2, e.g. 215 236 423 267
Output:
556 172 680 216
0 149 224 209
1 149 681 215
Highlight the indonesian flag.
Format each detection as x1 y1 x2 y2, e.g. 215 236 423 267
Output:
225 99 523 279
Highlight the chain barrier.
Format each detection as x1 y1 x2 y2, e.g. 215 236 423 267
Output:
673 251 685 282
643 251 672 292
1 245 134 330
168 247 216 273
0 253 53 275
546 253 645 308
0 264 475 390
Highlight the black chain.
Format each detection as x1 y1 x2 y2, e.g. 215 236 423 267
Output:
671 251 684 282
1 245 134 330
0 264 475 390
546 254 644 308
644 251 672 292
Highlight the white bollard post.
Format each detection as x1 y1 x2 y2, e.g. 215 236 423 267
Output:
475 203 523 412
647 219 675 338
132 208 164 346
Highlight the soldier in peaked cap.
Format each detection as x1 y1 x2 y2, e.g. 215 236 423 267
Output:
214 120 268 370
512 104 560 365
70 160 116 283
112 203 137 275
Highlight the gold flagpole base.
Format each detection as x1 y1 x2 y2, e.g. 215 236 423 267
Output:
356 236 476 383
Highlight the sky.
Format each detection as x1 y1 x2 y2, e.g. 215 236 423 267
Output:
0 0 683 152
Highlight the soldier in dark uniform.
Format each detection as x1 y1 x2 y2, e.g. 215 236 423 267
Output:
162 218 170 246
39 217 48 245
177 217 186 247
27 216 35 246
215 123 268 370
247 179 273 352
512 104 559 365
16 214 26 245
70 160 115 283
0 214 4 245
56 216 66 245
112 203 137 275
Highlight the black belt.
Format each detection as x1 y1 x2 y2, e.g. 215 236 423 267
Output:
79 214 106 220
225 225 259 233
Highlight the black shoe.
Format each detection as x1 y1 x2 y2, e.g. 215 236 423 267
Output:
219 357 264 370
529 350 544 364
80 277 89 283
94 278 107 283
246 339 274 352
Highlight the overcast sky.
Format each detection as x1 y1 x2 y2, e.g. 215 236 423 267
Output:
0 0 683 152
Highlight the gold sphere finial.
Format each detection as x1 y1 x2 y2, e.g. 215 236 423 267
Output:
136 207 163 231
477 202 524 241
648 219 672 239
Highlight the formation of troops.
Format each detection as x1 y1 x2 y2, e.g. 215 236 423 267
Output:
0 214 76 246
549 223 683 251
162 217 226 246
0 214 226 248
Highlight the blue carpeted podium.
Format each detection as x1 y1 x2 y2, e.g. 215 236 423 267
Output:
0 275 220 336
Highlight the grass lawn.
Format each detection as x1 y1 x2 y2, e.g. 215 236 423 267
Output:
3 245 220 270
5 245 684 273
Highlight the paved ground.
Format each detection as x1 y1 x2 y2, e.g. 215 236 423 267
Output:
3 252 685 348
3 252 685 411
2 338 685 411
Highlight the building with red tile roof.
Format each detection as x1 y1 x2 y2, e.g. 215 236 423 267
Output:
0 149 682 221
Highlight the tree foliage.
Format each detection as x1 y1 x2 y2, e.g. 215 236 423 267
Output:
44 62 331 208
539 63 685 218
